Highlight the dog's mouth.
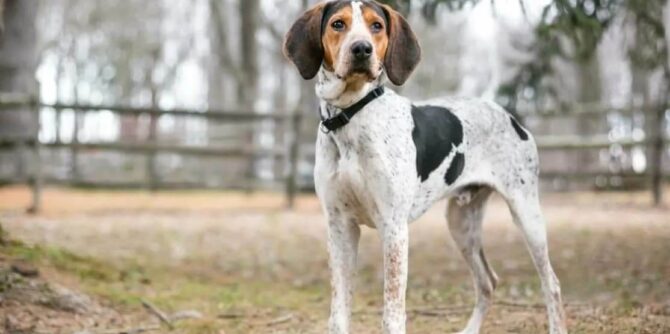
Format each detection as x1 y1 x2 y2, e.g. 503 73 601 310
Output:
344 65 381 82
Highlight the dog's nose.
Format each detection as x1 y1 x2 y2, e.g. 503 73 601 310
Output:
351 41 373 61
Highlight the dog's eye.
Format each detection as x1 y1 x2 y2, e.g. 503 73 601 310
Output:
331 20 345 31
371 22 383 33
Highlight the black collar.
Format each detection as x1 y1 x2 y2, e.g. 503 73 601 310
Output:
320 86 385 133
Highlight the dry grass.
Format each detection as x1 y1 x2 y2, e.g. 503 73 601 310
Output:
1 186 669 333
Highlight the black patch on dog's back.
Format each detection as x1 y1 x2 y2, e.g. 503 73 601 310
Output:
411 105 464 183
510 117 529 141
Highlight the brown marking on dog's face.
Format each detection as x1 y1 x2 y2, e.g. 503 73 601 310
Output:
322 6 353 72
363 6 389 65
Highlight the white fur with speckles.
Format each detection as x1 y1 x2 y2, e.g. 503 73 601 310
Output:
310 3 567 334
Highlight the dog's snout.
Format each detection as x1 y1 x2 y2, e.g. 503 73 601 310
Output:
351 41 373 61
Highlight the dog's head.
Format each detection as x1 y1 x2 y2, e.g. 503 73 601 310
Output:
283 0 421 86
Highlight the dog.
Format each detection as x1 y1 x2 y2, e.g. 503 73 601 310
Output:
283 1 567 333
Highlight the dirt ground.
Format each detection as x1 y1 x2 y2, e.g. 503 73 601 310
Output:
0 186 669 334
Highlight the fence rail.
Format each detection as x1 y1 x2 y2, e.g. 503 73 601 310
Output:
518 103 641 118
0 95 305 212
0 94 667 212
536 136 670 150
0 95 294 120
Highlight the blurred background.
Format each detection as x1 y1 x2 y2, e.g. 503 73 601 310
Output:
0 1 669 333
0 0 668 208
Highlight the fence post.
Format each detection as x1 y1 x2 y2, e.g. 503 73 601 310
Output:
54 107 61 144
28 99 42 214
15 140 26 181
71 109 80 183
286 111 303 209
145 114 158 190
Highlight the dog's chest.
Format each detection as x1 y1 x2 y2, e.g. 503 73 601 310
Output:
320 104 417 228
329 130 391 228
333 164 376 227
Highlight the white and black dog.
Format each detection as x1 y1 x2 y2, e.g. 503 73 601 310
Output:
283 1 567 333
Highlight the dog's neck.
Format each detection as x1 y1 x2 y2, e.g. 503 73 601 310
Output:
315 67 384 118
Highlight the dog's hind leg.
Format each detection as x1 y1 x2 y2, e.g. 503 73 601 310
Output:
447 186 497 334
502 187 567 334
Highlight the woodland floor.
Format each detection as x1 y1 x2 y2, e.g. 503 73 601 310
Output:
0 186 669 334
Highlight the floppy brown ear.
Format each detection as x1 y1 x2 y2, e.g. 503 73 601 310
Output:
283 3 330 80
381 4 421 86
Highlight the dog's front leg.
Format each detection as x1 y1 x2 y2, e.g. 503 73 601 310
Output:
327 212 361 334
379 220 409 334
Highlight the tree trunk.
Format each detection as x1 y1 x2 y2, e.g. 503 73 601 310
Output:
207 0 248 188
0 0 38 185
0 0 38 212
145 48 161 191
238 0 259 111
650 65 669 206
649 3 670 206
0 0 5 30
0 0 38 140
650 100 666 206
238 0 259 191
208 0 230 112
576 56 602 174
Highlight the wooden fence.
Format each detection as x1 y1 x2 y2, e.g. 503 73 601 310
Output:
522 104 668 205
0 94 667 213
0 94 304 211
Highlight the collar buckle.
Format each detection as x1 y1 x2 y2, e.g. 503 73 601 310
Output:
370 87 384 98
321 112 350 133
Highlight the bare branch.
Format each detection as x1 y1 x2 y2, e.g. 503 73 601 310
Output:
140 299 174 330
218 312 248 319
99 325 161 334
265 314 294 326
209 0 244 82
519 0 529 22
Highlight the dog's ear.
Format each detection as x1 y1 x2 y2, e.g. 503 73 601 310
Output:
381 4 421 86
283 3 330 80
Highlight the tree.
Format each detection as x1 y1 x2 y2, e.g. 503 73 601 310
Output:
0 0 4 29
208 0 263 187
0 0 38 141
626 0 669 205
379 0 623 107
506 0 668 204
0 0 37 198
35 0 200 187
